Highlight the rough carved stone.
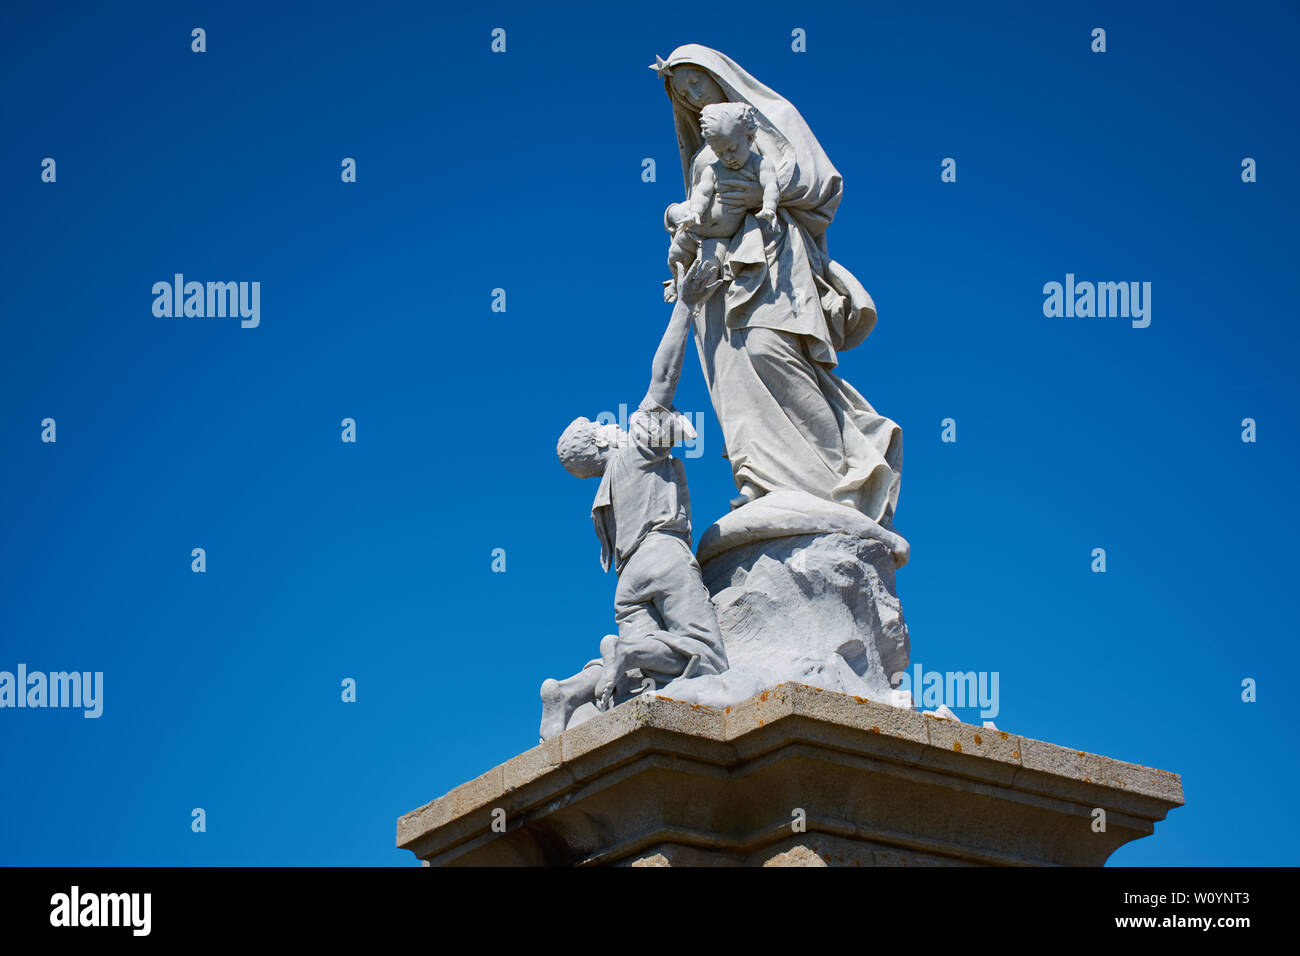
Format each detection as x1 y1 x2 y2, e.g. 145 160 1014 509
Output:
659 490 909 708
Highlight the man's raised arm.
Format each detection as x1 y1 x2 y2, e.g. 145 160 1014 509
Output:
646 259 721 410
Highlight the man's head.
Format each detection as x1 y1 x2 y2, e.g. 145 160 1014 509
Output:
556 417 622 478
700 102 757 170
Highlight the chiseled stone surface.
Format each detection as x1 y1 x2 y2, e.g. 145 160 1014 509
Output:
397 683 1184 867
659 500 910 711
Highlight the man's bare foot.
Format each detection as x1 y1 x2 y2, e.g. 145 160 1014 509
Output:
539 678 569 741
597 634 621 710
730 482 764 510
540 662 605 740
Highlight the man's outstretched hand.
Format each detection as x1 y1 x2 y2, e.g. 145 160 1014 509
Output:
676 259 723 309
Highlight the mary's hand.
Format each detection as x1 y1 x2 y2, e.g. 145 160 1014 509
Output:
716 180 763 215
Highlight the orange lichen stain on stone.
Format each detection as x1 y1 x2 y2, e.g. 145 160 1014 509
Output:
872 725 881 734
852 695 868 704
952 742 963 753
1012 750 1020 760
724 706 731 714
1077 750 1086 757
973 733 983 745
999 731 1009 740
760 690 770 702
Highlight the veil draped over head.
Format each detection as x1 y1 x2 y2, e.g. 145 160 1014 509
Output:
656 44 877 363
661 44 840 240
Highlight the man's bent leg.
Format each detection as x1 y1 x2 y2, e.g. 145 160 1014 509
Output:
600 596 679 706
602 535 726 701
648 535 728 675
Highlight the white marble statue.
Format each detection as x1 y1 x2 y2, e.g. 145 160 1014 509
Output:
648 46 911 710
652 45 902 516
540 260 729 742
540 47 913 737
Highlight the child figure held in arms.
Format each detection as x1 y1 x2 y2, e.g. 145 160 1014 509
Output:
541 259 729 741
665 102 780 298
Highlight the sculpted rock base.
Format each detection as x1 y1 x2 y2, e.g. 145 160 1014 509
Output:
658 491 910 708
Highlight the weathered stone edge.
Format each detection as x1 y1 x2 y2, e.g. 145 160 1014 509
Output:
720 683 1186 803
396 682 1184 848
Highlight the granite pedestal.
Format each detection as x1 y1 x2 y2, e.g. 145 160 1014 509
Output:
397 683 1183 866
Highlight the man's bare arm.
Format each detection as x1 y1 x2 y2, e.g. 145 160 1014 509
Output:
647 259 720 409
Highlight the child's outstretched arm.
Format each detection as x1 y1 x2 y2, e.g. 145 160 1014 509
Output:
646 259 721 410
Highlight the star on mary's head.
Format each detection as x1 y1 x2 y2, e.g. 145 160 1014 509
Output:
648 55 674 78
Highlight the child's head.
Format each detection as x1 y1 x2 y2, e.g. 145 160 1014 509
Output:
699 102 758 170
556 417 622 478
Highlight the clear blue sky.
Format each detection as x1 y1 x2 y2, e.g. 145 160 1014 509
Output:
1 1 1295 866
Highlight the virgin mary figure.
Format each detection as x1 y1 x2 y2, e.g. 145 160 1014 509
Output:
653 45 903 526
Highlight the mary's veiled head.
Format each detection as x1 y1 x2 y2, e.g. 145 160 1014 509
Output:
653 44 842 231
